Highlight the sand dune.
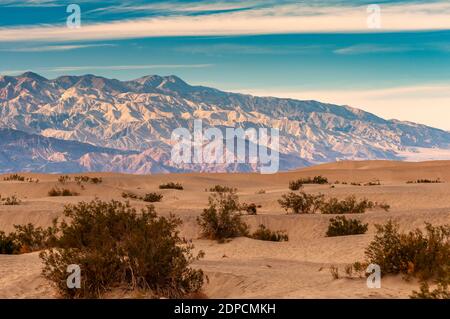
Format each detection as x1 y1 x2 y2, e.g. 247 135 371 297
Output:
0 160 449 298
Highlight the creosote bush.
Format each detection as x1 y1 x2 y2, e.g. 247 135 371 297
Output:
241 202 257 215
3 174 25 181
197 192 249 242
58 175 71 184
251 224 288 242
410 276 449 299
278 191 324 214
326 216 368 237
40 199 204 298
159 182 184 190
74 176 103 185
121 191 163 202
0 222 57 254
288 180 303 191
407 178 443 184
48 187 79 197
1 195 21 205
208 185 236 193
142 192 163 203
321 196 388 214
12 223 57 253
365 220 449 280
121 191 139 199
0 231 18 254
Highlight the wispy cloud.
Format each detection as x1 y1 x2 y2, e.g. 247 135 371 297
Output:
1 64 213 75
175 43 326 55
0 2 449 42
334 44 415 55
0 43 115 52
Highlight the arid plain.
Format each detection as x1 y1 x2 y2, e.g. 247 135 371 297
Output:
1 160 449 298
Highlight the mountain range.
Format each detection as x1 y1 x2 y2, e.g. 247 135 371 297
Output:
0 71 449 173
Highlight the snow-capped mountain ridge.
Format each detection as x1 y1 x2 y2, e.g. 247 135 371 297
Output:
0 72 449 173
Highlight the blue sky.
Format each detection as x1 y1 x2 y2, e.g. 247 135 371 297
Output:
0 0 450 129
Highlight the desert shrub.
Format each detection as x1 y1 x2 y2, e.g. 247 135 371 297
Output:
48 187 79 197
3 174 25 181
1 195 21 205
241 203 257 215
121 191 139 199
278 191 324 214
74 176 102 185
39 199 204 298
208 185 236 193
12 222 58 253
288 180 303 191
256 189 266 194
326 216 368 237
0 231 19 254
321 196 374 214
351 182 362 186
89 177 102 184
159 182 183 190
142 192 163 203
410 276 449 299
289 176 328 189
197 192 249 242
330 265 339 279
251 224 288 242
364 180 381 186
58 175 71 184
407 179 443 184
365 221 450 280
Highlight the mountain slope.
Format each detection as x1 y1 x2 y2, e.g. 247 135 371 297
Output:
0 128 137 173
0 72 449 173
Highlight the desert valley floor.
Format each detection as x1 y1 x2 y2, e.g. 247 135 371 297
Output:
1 160 450 298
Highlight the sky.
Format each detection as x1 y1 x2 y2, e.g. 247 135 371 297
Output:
0 0 449 130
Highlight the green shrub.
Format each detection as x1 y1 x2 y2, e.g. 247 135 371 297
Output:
0 231 19 254
48 187 79 197
326 216 368 237
40 200 204 298
58 175 71 184
330 265 339 279
121 191 139 199
74 176 102 185
12 222 58 253
251 224 288 242
407 179 443 184
3 174 25 181
197 192 249 242
159 182 183 190
364 180 381 186
278 191 324 214
241 203 257 215
321 196 374 214
411 276 449 299
288 180 303 191
289 176 328 189
142 192 163 203
1 195 21 205
208 185 236 193
365 221 450 280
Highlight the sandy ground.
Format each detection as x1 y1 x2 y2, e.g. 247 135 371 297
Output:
0 160 449 298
